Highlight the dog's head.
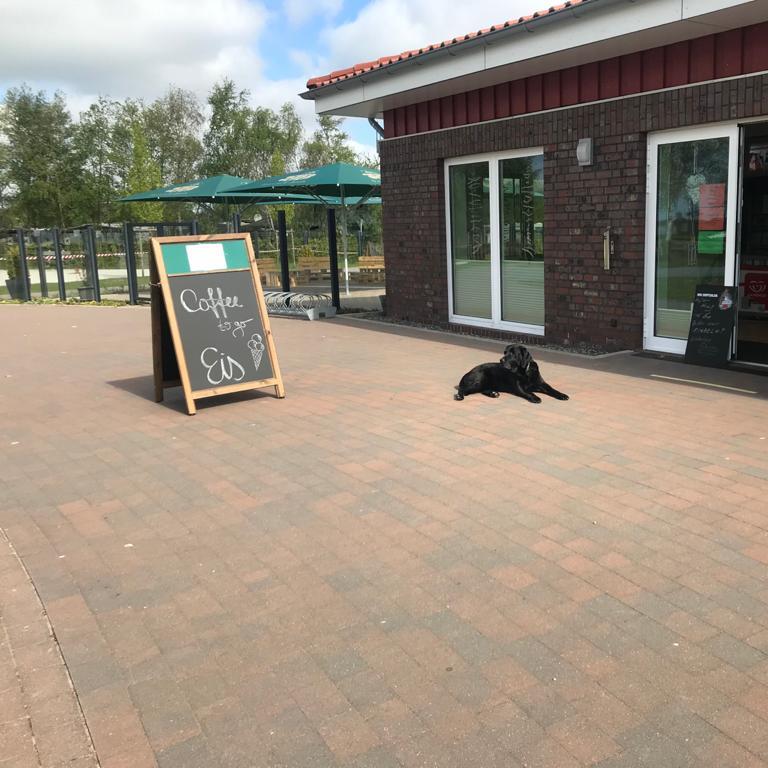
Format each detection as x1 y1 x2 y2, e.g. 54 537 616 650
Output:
500 344 533 375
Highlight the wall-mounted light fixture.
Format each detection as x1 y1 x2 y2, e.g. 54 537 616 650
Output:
576 138 593 166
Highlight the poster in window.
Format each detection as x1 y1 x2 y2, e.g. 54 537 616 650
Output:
698 183 725 231
698 230 725 255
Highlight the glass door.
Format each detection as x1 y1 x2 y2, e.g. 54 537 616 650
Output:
735 123 768 365
446 148 545 334
448 161 492 319
644 125 739 354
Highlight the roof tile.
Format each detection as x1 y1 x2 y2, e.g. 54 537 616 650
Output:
305 0 587 89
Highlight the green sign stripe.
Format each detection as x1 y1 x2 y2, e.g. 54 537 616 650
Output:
162 244 191 274
161 240 250 275
223 240 250 268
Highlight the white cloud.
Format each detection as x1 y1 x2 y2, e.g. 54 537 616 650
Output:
0 0 545 149
284 0 342 26
0 0 266 103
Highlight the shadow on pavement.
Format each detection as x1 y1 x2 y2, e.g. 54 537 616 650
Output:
107 374 277 413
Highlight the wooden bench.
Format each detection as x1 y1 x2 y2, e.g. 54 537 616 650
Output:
356 255 386 284
256 259 322 289
254 259 280 288
298 256 341 284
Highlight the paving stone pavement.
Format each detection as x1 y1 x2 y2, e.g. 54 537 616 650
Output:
1 303 768 767
0 529 98 767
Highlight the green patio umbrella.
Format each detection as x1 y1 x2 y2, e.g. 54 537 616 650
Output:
222 163 382 294
116 174 326 206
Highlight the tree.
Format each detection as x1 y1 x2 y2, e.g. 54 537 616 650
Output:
73 96 133 224
0 123 12 228
200 79 303 180
0 85 79 227
293 116 373 243
301 115 358 168
125 121 163 222
143 87 203 184
201 80 251 177
276 103 303 172
110 100 142 194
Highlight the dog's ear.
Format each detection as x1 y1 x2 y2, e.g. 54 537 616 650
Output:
500 354 518 372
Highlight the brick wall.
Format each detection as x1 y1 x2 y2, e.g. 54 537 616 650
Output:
379 73 768 351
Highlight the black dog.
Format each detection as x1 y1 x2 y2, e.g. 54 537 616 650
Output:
454 344 569 404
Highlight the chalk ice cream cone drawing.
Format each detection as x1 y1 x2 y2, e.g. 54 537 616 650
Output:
248 333 265 371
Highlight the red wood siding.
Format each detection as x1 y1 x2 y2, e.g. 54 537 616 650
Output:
428 99 441 131
511 80 526 115
689 35 715 82
494 83 510 118
664 41 689 87
454 92 467 126
744 22 768 72
386 23 768 137
599 58 620 99
561 66 580 105
620 52 642 95
416 102 429 133
480 86 495 121
527 75 543 112
580 62 599 102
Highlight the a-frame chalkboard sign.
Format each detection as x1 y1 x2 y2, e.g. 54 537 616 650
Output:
684 284 737 368
150 233 284 414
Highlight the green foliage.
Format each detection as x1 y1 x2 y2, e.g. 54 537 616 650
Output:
0 131 11 228
72 97 137 224
1 243 19 279
0 80 373 234
201 79 303 181
0 86 80 227
126 122 163 222
301 115 358 168
291 115 374 237
143 87 204 184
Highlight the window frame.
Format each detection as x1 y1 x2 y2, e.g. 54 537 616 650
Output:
445 147 545 335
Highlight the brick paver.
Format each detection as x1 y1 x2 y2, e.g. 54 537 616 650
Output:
0 528 97 767
1 303 768 767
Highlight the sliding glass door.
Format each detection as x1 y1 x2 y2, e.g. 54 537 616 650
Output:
645 126 739 354
447 149 545 334
448 162 492 318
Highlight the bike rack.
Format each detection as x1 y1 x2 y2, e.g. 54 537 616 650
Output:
263 291 336 321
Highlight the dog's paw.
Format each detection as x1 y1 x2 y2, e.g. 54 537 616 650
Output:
556 394 569 401
483 391 500 398
528 396 542 404
454 393 464 401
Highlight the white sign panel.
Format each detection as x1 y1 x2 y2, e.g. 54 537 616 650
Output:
186 243 226 272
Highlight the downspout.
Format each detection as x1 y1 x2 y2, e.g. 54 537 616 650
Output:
368 117 385 138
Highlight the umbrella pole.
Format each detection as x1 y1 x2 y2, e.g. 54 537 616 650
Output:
341 187 350 296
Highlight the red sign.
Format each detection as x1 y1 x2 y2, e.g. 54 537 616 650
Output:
698 183 726 231
745 272 768 307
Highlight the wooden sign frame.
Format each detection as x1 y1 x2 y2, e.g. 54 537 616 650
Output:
150 233 285 415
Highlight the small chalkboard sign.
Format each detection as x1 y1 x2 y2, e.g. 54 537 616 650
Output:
150 234 284 414
684 284 737 368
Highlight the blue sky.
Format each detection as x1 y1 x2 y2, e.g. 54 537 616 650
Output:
0 0 536 159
